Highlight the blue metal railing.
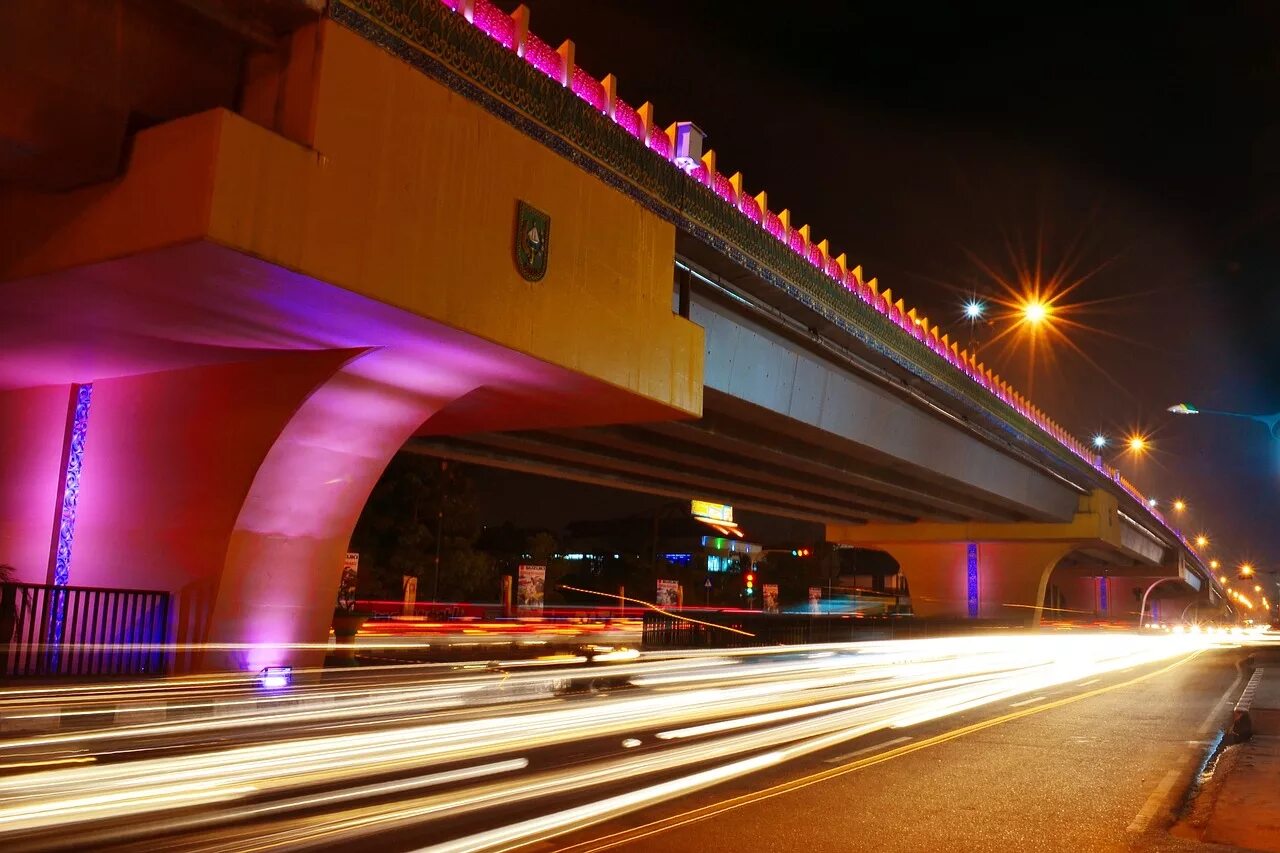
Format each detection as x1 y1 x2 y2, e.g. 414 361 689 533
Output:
0 582 170 678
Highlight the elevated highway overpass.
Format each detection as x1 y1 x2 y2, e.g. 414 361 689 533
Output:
0 0 1227 671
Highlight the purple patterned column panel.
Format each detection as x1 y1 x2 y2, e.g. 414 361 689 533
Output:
966 543 979 618
53 383 93 587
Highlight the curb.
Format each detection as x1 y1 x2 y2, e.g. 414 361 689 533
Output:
1230 668 1263 742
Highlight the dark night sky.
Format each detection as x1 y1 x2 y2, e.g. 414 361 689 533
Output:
483 2 1280 566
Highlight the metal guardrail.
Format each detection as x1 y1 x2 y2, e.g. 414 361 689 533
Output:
642 610 1023 649
0 582 170 678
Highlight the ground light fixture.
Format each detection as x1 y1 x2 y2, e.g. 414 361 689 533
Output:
260 666 292 690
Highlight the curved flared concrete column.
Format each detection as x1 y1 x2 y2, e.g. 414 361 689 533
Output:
206 355 465 671
65 348 464 671
884 541 1076 625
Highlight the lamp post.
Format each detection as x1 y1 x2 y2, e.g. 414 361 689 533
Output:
1167 403 1280 439
1138 577 1181 628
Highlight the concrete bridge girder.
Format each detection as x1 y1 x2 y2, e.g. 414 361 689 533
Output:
693 293 1081 524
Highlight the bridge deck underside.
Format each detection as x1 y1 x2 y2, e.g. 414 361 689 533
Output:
413 389 1064 528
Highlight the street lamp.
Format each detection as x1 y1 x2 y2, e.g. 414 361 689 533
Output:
1172 499 1187 513
1241 563 1255 578
964 300 986 320
1168 403 1280 439
1091 434 1108 450
1195 534 1210 549
1021 299 1050 326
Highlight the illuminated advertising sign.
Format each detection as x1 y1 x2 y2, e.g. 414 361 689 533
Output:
517 564 546 611
691 500 733 523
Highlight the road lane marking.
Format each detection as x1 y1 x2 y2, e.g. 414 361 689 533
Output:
1127 755 1191 833
1009 696 1047 708
1077 679 1101 687
553 651 1205 853
824 736 912 764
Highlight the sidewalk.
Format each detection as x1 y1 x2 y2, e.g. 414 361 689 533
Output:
1179 647 1280 851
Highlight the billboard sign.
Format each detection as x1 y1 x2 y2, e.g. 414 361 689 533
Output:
337 552 359 611
517 564 546 611
691 500 733 523
763 583 779 613
656 579 680 608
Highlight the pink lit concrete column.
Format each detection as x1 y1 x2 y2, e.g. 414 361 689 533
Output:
1052 573 1101 619
69 348 460 671
888 541 1075 625
0 384 75 583
209 360 459 672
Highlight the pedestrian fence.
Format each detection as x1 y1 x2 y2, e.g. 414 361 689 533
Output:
0 582 170 678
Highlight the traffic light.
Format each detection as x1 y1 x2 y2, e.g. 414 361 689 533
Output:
744 572 755 596
791 547 812 557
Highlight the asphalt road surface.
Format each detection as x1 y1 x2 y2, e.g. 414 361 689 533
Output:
0 631 1256 852
538 644 1248 853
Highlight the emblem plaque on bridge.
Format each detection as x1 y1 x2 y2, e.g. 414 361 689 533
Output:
514 201 550 282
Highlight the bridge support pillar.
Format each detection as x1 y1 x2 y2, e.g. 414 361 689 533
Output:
0 348 454 673
862 541 1074 625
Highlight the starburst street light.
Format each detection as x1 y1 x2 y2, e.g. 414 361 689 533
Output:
1092 434 1108 449
1146 497 1158 508
1241 563 1255 577
1021 299 1050 326
964 300 986 320
1127 435 1148 453
1172 499 1186 512
1195 534 1210 549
